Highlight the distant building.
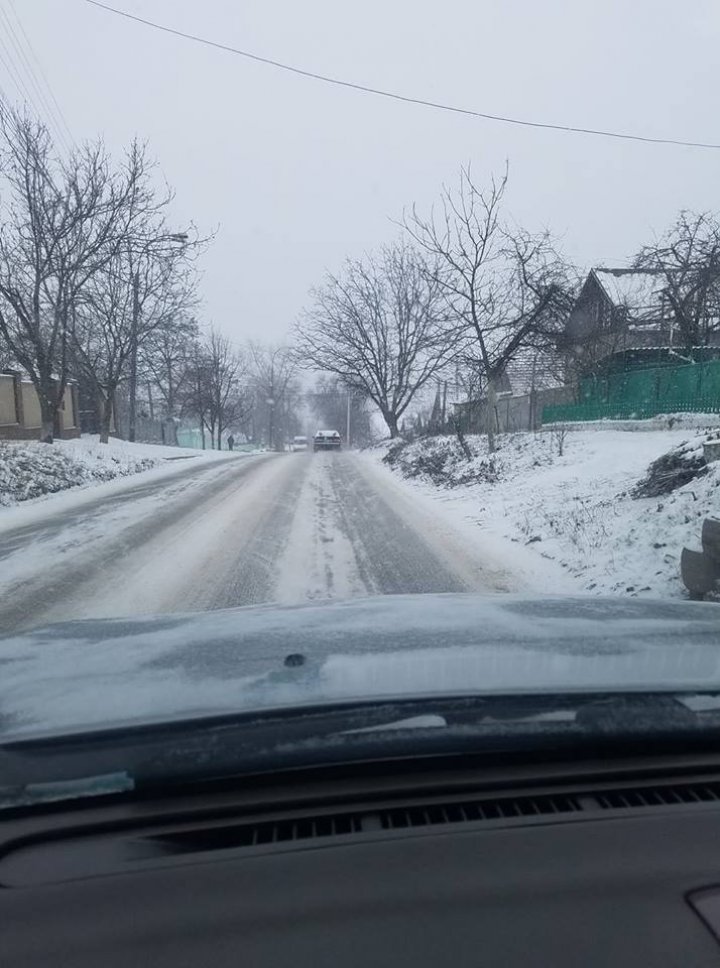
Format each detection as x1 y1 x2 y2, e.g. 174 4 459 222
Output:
450 346 572 434
498 346 567 397
565 267 720 374
0 371 80 440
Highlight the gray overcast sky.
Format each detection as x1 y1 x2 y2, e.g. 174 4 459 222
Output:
10 0 720 345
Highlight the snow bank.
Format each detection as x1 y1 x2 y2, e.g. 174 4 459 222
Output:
0 435 241 508
374 427 720 600
0 439 157 506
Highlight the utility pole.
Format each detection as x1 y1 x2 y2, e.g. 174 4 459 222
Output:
346 391 351 448
128 269 140 442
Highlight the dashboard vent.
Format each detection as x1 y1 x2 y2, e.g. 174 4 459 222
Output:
6 778 720 887
148 782 720 857
155 792 579 853
593 782 720 810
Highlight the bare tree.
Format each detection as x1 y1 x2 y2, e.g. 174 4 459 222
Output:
249 343 300 449
71 258 130 443
634 211 720 352
0 331 13 370
71 228 198 443
179 331 250 449
295 241 460 438
144 315 199 419
0 111 152 442
182 339 213 449
404 167 572 451
205 329 248 449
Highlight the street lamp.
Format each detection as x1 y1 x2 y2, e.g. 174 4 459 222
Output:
128 232 189 442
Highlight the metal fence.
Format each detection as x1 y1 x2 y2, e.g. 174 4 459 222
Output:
543 359 720 424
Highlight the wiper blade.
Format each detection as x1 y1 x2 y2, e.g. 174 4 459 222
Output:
341 714 448 735
4 691 720 811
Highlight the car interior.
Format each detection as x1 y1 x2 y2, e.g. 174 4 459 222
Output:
5 747 720 966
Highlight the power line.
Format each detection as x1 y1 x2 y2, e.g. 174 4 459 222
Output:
3 1 74 152
84 0 720 151
7 0 75 150
0 2 72 154
0 3 71 156
0 16 39 113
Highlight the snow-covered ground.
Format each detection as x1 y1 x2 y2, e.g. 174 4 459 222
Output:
0 435 248 510
367 424 720 600
0 449 519 636
1 425 717 638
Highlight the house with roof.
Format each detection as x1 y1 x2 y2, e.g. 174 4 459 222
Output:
450 345 573 434
565 267 668 364
565 267 720 375
497 346 567 397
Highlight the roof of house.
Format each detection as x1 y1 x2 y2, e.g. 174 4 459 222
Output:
590 268 666 318
503 347 565 396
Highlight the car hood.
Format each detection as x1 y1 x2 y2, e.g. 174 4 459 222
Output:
1 593 719 741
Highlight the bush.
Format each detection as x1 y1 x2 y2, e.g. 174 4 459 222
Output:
382 435 498 487
0 442 156 506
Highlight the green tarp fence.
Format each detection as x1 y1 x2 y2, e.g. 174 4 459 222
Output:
543 359 720 424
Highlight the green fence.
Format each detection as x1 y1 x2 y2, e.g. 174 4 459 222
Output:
543 359 720 424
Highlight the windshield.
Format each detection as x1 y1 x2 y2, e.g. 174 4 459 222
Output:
0 1 719 805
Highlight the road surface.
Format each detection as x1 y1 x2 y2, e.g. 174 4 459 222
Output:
0 451 515 634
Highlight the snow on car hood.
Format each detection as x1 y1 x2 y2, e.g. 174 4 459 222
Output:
1 594 719 740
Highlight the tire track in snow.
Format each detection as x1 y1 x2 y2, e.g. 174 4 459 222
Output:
0 449 511 634
273 453 366 604
324 454 469 595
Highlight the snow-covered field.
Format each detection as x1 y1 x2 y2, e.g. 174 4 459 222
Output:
0 435 245 508
369 423 720 601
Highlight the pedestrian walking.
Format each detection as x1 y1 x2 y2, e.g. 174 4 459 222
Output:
228 435 235 451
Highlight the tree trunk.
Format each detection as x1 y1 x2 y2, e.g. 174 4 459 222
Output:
38 379 59 444
485 376 498 454
450 415 472 460
99 395 113 444
384 410 400 438
39 404 55 444
166 361 174 416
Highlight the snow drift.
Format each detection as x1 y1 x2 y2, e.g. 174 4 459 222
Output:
0 439 157 506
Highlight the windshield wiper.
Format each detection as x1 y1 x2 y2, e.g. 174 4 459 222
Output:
3 691 720 812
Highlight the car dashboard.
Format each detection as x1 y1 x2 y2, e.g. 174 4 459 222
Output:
4 751 720 966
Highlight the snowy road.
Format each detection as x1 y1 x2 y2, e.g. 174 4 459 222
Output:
0 451 515 634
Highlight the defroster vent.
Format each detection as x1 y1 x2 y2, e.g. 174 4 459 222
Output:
147 781 720 857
